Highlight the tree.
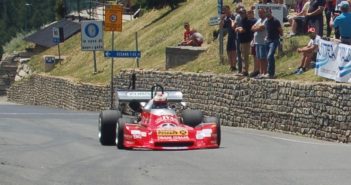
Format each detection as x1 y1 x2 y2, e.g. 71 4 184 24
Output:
55 0 65 20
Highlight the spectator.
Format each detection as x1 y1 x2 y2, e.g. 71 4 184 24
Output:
294 27 320 74
252 8 268 78
288 0 310 36
234 4 245 73
180 22 192 46
296 0 305 12
306 0 326 37
220 5 237 71
247 9 259 77
265 8 283 78
331 1 351 44
325 0 336 37
235 8 256 76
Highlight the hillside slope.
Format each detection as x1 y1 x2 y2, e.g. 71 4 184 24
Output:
28 0 325 84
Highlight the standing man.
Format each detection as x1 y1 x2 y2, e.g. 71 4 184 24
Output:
252 8 268 78
325 0 336 37
220 5 237 71
234 4 245 73
306 0 326 37
235 8 255 76
331 1 351 44
265 8 283 79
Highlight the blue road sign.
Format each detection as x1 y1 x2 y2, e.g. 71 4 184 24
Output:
104 50 141 58
53 38 60 44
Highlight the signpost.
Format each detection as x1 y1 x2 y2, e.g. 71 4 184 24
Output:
52 27 64 63
104 50 141 58
217 0 224 64
104 4 123 109
81 20 104 73
104 5 123 32
208 16 220 26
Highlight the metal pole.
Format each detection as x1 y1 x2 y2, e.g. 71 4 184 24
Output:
58 43 61 64
219 29 224 64
93 50 97 74
135 32 139 68
110 31 115 109
218 0 224 64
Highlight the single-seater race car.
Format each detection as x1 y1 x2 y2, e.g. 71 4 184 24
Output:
98 84 221 150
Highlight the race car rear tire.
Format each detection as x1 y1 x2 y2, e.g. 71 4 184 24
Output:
203 117 221 146
98 110 121 145
182 109 203 127
116 117 133 149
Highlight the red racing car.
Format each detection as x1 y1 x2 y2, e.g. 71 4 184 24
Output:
98 84 221 150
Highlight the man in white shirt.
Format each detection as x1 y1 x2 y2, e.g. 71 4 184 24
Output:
294 27 320 74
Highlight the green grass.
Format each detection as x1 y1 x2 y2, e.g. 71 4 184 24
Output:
3 32 34 54
25 0 331 84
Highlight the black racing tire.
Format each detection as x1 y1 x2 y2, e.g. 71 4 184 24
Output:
98 110 121 145
182 109 203 127
116 117 134 149
203 116 221 146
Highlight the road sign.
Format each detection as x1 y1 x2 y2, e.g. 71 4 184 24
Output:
104 50 141 58
44 56 55 64
53 27 60 43
209 16 220 26
81 20 104 51
104 5 123 32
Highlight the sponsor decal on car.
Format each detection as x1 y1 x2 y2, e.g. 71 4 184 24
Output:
158 136 190 140
157 129 188 136
155 115 178 124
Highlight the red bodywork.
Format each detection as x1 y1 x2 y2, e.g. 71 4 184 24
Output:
122 109 220 150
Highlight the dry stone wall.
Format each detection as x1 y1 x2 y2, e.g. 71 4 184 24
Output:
8 75 110 111
7 70 351 143
116 70 351 143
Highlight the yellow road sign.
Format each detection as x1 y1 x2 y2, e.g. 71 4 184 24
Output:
104 5 123 32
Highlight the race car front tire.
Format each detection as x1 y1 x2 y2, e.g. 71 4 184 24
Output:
182 109 203 127
203 116 221 146
98 110 121 145
116 117 134 149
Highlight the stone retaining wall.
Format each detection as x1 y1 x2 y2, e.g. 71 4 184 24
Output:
8 75 110 111
7 70 351 143
116 70 351 143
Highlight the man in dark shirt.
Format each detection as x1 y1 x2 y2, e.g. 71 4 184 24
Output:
235 8 255 76
220 5 237 71
265 8 283 78
306 0 326 36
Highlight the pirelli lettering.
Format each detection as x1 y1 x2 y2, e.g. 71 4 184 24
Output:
157 129 188 136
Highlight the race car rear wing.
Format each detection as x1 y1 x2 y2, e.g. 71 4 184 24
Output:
116 90 183 103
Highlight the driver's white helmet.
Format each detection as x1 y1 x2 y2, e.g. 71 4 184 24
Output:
153 92 168 107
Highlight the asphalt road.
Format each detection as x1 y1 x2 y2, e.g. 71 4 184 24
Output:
1 101 351 185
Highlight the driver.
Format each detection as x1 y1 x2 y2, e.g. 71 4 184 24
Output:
152 92 168 109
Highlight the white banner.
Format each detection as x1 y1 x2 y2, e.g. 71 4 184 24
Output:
335 43 351 82
254 4 284 24
316 40 351 83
